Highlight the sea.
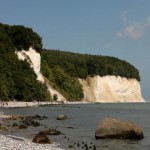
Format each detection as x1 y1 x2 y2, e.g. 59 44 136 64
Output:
1 103 150 150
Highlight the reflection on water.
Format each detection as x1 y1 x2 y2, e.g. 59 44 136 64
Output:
1 103 150 150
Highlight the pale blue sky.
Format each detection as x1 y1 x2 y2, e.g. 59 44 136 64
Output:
0 0 150 101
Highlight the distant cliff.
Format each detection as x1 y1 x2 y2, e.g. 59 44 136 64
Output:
16 48 144 103
79 76 144 102
0 22 145 102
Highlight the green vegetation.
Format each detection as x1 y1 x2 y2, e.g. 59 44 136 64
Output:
0 23 50 101
0 23 42 52
41 50 140 81
0 22 141 102
41 49 140 101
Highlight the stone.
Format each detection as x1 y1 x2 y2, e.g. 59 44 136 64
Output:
56 114 67 120
12 122 18 127
95 117 144 140
22 116 40 127
12 115 24 120
19 124 28 129
39 128 62 135
0 125 7 130
32 133 53 144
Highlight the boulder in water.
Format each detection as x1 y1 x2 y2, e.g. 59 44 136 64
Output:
95 117 144 140
56 114 67 120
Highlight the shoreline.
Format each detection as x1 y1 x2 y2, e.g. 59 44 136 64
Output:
0 133 64 150
0 100 147 108
0 101 91 108
0 101 148 150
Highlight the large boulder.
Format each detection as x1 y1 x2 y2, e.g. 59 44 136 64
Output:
95 117 144 140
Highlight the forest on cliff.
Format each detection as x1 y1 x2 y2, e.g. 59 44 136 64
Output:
0 23 140 101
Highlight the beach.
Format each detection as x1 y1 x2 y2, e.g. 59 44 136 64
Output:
0 134 64 150
0 101 91 108
1 102 149 150
0 101 91 150
0 101 66 150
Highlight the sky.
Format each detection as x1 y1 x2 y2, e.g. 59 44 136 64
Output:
0 0 150 101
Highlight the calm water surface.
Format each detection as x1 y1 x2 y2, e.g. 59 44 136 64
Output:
1 103 150 150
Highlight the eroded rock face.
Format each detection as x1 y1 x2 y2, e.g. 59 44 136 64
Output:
79 75 145 102
16 47 66 102
95 117 144 140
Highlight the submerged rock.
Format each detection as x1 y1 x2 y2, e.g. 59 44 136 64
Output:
39 128 62 135
12 122 19 127
11 115 24 120
95 117 144 140
32 114 48 120
19 124 28 129
22 116 40 127
0 124 7 130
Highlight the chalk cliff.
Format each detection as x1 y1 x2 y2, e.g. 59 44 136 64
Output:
16 48 144 103
16 48 66 102
79 76 144 102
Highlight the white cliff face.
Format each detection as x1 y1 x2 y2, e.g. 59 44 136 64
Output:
16 47 66 102
79 75 145 102
16 47 45 82
16 48 144 103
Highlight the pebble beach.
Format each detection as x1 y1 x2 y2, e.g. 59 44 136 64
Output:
0 134 64 150
0 102 66 150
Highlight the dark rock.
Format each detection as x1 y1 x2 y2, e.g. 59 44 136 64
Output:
11 115 24 120
19 124 28 129
42 115 48 119
12 122 18 127
95 117 144 140
39 128 62 135
84 144 88 150
32 114 48 120
66 126 74 129
0 125 7 130
77 143 80 147
56 114 67 120
22 116 33 126
22 116 40 127
32 114 41 119
68 145 75 148
32 133 53 144
93 145 96 150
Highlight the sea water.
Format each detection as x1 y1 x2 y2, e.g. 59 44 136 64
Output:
1 103 150 150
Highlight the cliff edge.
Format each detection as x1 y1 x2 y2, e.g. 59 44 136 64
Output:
16 48 66 102
16 48 144 103
79 75 144 102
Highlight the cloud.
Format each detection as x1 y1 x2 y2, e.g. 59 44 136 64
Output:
116 15 150 39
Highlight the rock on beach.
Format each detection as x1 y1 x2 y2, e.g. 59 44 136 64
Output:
95 117 144 140
0 134 64 150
